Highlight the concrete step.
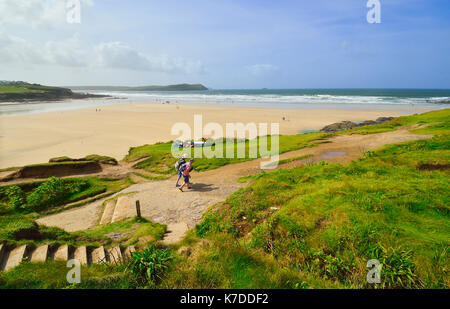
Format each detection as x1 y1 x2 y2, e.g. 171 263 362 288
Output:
107 246 123 264
123 246 136 262
53 244 69 261
4 245 27 271
74 246 88 265
100 199 117 225
111 194 136 223
91 246 106 264
30 244 48 263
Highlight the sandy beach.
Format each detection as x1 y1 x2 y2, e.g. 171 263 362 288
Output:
0 102 431 168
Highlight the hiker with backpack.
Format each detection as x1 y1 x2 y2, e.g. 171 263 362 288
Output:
179 158 194 192
175 154 188 187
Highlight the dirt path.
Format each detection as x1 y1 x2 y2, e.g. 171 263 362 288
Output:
36 127 431 243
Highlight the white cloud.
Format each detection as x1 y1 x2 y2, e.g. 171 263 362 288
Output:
93 41 205 74
245 64 279 76
0 32 47 64
0 32 204 74
0 32 87 67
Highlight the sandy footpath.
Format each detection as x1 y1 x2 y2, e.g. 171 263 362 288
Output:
0 102 421 168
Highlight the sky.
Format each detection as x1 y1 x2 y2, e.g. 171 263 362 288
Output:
0 0 449 89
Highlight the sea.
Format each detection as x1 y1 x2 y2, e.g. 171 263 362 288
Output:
1 88 449 116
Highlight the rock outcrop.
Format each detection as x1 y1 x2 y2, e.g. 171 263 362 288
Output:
321 117 395 133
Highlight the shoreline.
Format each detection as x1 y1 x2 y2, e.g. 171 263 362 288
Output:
0 101 441 168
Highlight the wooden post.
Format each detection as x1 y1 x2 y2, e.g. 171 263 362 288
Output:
136 200 141 218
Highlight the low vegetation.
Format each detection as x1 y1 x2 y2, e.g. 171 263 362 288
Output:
341 108 450 135
0 176 133 215
124 133 329 175
0 109 448 289
0 244 174 289
79 217 166 246
168 133 449 288
49 154 118 165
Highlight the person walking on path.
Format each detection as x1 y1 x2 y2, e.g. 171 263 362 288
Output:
175 153 188 187
179 159 194 192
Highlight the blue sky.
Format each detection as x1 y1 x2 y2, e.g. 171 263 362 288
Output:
0 0 449 88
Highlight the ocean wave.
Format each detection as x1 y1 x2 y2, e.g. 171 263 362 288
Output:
93 91 449 105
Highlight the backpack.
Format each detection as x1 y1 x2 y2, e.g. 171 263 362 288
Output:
179 162 188 172
175 159 185 171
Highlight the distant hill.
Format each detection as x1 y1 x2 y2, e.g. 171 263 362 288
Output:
68 83 208 91
0 81 108 102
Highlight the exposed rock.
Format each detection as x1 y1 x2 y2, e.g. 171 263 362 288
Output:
359 120 377 126
105 232 125 241
321 117 395 133
320 121 360 133
375 117 395 123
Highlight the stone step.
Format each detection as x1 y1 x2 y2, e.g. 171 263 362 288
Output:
107 246 123 264
4 245 27 271
91 246 106 264
123 246 136 262
30 244 48 263
100 199 117 225
53 244 69 261
74 246 88 265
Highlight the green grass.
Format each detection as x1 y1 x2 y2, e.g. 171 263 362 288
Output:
173 130 449 288
262 154 314 168
49 154 118 165
124 132 328 175
134 172 169 181
79 217 166 246
0 85 44 94
0 83 66 94
0 261 136 289
164 233 339 289
342 108 450 135
0 213 108 247
0 176 134 215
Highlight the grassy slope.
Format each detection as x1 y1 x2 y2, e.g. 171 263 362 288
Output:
124 132 329 174
1 109 448 289
0 83 66 94
0 176 134 215
163 109 449 289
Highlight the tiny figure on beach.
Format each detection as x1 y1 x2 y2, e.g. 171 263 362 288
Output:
179 158 194 192
175 153 188 187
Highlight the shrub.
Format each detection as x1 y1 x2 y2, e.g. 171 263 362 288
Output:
369 245 421 288
6 185 26 211
126 245 173 286
26 177 88 211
